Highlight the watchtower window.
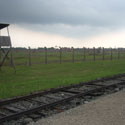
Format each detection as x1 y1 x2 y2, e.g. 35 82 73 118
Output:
0 36 11 47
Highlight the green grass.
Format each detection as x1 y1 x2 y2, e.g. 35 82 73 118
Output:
2 49 124 65
0 59 125 99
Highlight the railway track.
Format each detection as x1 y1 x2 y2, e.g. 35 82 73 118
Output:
0 74 125 124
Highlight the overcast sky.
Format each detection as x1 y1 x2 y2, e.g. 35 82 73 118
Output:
0 0 125 48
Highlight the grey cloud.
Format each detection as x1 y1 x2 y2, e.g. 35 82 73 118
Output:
21 23 110 38
0 0 125 38
0 0 125 26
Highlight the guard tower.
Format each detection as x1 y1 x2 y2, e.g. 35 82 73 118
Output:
0 23 15 71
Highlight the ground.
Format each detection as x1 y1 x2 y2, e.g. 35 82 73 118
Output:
29 89 125 125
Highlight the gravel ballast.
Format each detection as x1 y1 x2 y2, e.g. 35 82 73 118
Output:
29 89 125 125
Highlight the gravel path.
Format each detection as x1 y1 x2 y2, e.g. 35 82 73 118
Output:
29 90 125 125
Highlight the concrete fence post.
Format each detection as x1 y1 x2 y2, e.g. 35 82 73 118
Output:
0 46 1 61
118 48 120 59
45 47 48 64
72 47 74 63
102 47 105 60
93 47 96 61
59 47 62 64
83 47 86 61
110 48 112 60
28 47 31 66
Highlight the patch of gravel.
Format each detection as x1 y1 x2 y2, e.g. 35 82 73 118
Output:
29 89 125 125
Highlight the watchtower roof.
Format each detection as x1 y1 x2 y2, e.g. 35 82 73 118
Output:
0 23 9 30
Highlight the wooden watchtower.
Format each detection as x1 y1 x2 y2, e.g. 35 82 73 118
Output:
0 23 15 71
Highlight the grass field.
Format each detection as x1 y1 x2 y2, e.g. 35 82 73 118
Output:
1 48 125 65
0 59 125 99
